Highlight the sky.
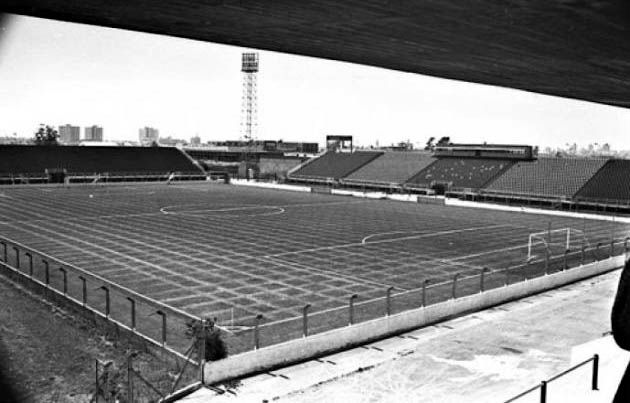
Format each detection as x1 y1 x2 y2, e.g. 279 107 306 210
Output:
1 13 630 149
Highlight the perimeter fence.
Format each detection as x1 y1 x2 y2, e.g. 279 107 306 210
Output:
0 236 201 363
1 235 628 359
214 237 630 355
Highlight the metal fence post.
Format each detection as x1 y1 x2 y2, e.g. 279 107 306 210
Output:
126 297 136 331
254 314 263 350
452 273 460 299
540 380 547 403
544 250 550 275
79 276 87 306
99 286 110 318
592 354 599 390
95 360 99 399
348 294 358 325
386 286 394 316
13 246 19 269
43 259 50 287
156 310 167 346
127 353 136 403
1 241 6 262
422 279 430 307
302 304 310 338
480 268 489 292
596 242 602 260
58 267 67 295
198 319 208 381
25 252 33 277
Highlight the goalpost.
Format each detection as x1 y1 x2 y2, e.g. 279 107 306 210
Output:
527 227 589 261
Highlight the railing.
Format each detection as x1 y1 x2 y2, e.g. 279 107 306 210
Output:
1 232 628 359
0 235 203 363
214 237 630 355
504 354 599 403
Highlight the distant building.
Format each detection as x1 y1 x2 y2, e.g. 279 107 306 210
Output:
0 135 31 145
139 127 159 145
84 125 103 142
58 124 81 144
190 135 201 146
159 136 186 147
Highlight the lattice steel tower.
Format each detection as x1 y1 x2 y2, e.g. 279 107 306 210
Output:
240 52 259 141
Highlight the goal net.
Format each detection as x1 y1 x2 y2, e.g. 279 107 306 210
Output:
527 228 590 261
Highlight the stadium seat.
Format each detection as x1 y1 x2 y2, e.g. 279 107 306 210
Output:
343 151 436 186
0 145 203 178
290 151 382 180
406 158 513 190
575 159 630 201
486 157 608 198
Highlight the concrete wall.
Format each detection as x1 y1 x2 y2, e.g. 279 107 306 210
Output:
204 255 626 384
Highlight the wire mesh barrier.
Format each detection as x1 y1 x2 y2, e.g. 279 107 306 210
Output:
504 354 599 403
0 236 203 363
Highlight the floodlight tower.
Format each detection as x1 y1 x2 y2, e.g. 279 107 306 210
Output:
241 52 259 142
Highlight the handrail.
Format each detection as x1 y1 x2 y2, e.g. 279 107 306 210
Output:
504 354 599 403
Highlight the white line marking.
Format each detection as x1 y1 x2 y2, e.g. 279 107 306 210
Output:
267 224 512 258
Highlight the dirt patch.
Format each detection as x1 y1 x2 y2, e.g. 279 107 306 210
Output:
0 276 197 402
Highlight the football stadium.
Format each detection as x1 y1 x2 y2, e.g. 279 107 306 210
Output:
3 2 630 402
1 141 630 400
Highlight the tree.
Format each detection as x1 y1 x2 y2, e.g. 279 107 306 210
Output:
424 136 435 151
436 136 451 146
34 124 59 146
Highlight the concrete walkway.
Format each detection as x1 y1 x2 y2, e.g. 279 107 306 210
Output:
181 269 629 402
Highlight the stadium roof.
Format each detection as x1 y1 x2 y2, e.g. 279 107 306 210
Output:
4 1 630 108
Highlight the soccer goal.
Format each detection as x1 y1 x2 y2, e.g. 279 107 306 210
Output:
206 308 251 333
527 228 590 261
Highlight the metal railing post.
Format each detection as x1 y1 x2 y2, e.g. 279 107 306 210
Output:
540 380 547 403
198 319 209 380
25 252 33 277
13 246 19 269
302 304 310 338
422 279 430 307
452 273 460 299
59 267 67 295
99 286 110 318
1 241 6 262
127 297 136 331
42 259 50 287
386 286 394 316
348 294 358 325
79 276 87 306
254 314 263 350
480 268 489 292
544 250 550 275
156 310 167 346
596 242 602 260
592 354 599 390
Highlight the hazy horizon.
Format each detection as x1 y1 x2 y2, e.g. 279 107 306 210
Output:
1 13 630 149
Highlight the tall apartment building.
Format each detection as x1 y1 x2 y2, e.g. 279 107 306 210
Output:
139 127 159 145
84 125 104 141
58 124 81 144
